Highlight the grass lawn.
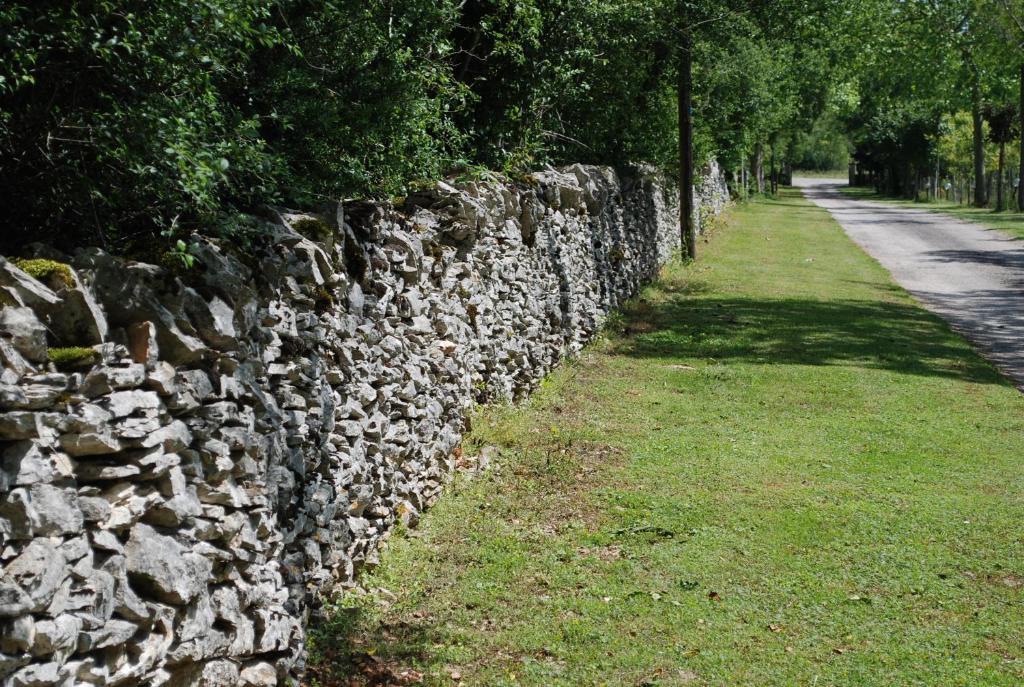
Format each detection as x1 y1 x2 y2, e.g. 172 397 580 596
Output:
307 188 1024 687
839 185 1024 241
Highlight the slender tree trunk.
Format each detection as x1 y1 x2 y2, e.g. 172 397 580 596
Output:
971 64 987 208
997 140 1006 212
1018 63 1024 211
752 144 764 194
678 32 695 260
770 145 778 194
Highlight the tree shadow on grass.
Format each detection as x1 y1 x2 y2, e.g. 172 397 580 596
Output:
616 292 1006 385
305 605 446 686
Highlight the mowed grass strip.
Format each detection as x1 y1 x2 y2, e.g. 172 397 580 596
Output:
308 189 1024 687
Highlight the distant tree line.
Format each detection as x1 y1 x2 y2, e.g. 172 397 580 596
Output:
1 1 864 254
845 0 1024 211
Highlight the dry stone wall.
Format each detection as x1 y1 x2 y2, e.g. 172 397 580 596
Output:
0 163 728 686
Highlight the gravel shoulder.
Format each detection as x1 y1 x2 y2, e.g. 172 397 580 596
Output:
797 177 1024 389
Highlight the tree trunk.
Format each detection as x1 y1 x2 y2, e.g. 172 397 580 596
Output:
752 144 764 194
997 140 1006 212
971 64 987 208
770 145 778 194
678 32 696 260
1018 63 1024 211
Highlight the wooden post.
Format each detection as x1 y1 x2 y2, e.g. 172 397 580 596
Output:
679 32 696 260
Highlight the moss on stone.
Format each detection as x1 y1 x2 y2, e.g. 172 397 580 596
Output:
14 258 74 289
48 346 98 370
313 286 335 314
292 217 333 243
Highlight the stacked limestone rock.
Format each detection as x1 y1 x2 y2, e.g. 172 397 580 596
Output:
0 164 727 686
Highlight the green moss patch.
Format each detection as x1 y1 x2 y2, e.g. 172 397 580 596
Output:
292 217 334 243
14 258 74 289
48 346 99 370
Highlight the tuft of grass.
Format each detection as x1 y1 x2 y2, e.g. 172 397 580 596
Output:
14 258 74 289
308 189 1024 687
840 185 1024 241
48 346 98 370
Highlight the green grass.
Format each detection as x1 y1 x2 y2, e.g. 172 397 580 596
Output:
839 186 1024 241
308 189 1024 687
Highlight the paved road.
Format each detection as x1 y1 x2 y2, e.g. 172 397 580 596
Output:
796 177 1024 389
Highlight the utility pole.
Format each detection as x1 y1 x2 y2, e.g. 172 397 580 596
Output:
679 31 696 260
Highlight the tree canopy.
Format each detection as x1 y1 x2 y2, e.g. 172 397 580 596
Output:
3 0 1021 253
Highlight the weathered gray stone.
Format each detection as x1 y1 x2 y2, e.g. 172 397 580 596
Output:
0 614 34 654
80 363 145 397
2 441 59 489
98 555 149 622
58 430 121 456
0 583 34 618
77 494 112 523
0 308 48 365
3 539 67 613
145 361 177 396
239 661 278 686
30 614 80 658
27 484 82 535
9 374 68 411
7 659 64 687
0 412 43 440
124 523 212 605
105 389 161 419
77 618 138 652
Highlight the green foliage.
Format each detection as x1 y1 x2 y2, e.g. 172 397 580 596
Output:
0 0 866 251
161 240 198 272
13 258 74 289
48 346 98 370
254 0 469 206
844 0 1024 203
0 0 286 250
790 113 852 172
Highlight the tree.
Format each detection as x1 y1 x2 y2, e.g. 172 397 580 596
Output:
983 104 1019 210
989 0 1024 208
